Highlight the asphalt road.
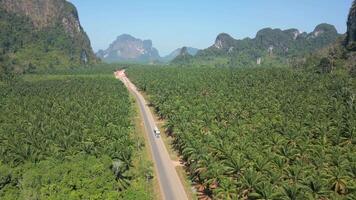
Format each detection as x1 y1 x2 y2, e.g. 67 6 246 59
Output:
117 70 188 200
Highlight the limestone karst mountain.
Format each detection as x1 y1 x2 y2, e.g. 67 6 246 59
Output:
96 34 160 63
0 0 97 72
346 0 356 50
183 23 340 66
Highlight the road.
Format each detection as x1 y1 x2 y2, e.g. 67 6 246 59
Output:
116 70 188 200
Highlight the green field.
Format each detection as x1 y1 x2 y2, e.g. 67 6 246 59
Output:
0 71 153 199
127 66 356 199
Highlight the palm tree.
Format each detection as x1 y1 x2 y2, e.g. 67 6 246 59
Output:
194 154 220 199
213 177 238 200
223 152 247 179
267 169 283 186
326 167 349 195
111 159 131 191
268 133 284 152
281 183 304 200
302 175 329 199
272 155 287 171
241 167 262 197
329 147 347 168
278 144 297 164
248 182 282 200
254 155 271 173
163 119 175 137
284 165 304 184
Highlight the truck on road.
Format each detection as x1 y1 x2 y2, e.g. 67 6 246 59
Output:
153 127 161 138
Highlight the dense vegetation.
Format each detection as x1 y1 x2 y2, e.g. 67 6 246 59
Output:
0 8 82 73
171 47 194 65
0 73 153 199
0 0 97 75
127 67 356 199
175 24 340 68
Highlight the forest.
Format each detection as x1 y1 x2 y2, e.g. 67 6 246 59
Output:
127 66 356 199
0 71 153 199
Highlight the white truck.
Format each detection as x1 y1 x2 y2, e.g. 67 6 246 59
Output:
153 127 161 138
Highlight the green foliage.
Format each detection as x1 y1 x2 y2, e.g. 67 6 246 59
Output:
0 8 96 75
346 0 356 51
127 66 356 199
0 156 119 200
171 50 194 66
0 77 132 166
0 74 152 199
33 63 127 75
318 57 333 73
0 8 34 54
0 56 14 82
176 24 340 67
302 36 356 76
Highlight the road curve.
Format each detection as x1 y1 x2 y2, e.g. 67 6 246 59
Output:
116 70 188 200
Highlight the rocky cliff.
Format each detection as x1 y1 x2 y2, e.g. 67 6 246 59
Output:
346 0 356 50
97 34 160 63
0 0 96 71
214 33 237 51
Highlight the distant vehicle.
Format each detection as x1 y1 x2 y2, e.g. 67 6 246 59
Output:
153 127 160 138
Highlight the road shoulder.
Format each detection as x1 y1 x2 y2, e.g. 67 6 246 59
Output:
131 95 163 200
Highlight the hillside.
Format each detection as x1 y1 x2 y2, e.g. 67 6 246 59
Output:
171 47 194 65
162 47 199 62
96 34 160 63
301 1 356 76
346 0 356 51
177 23 340 67
0 0 97 74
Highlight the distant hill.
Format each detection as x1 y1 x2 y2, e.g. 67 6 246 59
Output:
162 47 199 62
96 34 160 63
171 47 194 65
0 0 97 73
303 0 356 76
177 23 341 67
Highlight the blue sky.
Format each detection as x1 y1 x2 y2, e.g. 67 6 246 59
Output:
69 0 353 56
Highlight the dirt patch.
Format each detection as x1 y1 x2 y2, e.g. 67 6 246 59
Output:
172 160 184 167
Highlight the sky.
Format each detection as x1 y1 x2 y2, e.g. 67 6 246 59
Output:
69 0 353 56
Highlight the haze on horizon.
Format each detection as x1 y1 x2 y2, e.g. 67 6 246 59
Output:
69 0 353 56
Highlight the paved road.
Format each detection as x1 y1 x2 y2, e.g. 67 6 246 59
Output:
116 70 188 200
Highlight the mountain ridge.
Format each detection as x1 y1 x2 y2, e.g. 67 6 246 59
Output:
179 23 341 66
97 34 199 63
